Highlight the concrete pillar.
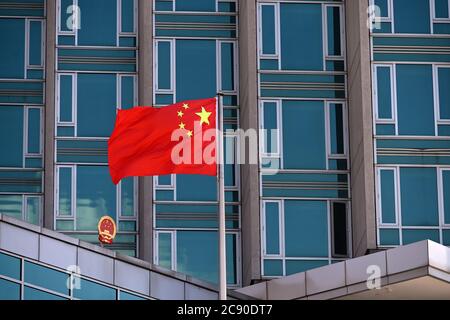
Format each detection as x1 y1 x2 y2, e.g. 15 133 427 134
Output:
44 0 56 230
345 0 377 256
137 0 154 263
238 0 261 285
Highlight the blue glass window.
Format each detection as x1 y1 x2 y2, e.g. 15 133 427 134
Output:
0 107 23 167
261 101 279 155
58 167 72 216
27 108 41 154
280 4 323 71
121 76 135 110
78 0 117 46
286 260 328 275
24 286 67 300
120 291 146 300
438 68 450 120
176 231 237 285
284 201 328 257
24 261 70 295
58 74 73 123
29 20 43 66
264 202 280 255
263 260 283 277
261 5 276 55
393 0 431 34
402 229 440 244
0 19 25 78
176 175 216 201
375 0 390 18
121 177 135 217
77 74 117 137
375 66 393 119
329 103 345 155
176 39 216 100
443 170 450 224
379 169 397 224
175 0 216 12
73 278 116 300
158 232 172 269
121 0 135 33
26 196 41 225
221 42 235 91
76 166 116 231
0 195 22 220
327 6 342 56
396 65 435 136
435 0 450 18
283 101 326 169
0 252 21 280
400 168 439 226
157 41 172 90
0 279 20 300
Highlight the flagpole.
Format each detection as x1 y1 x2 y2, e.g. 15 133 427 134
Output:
217 93 227 300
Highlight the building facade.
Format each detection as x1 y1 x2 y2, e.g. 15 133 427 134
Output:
0 0 449 299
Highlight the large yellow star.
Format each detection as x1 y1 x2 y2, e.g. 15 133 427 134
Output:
179 122 185 129
195 107 212 125
182 103 189 110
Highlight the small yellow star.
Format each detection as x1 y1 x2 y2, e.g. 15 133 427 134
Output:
195 107 212 125
179 122 186 130
177 110 184 118
187 130 193 137
182 103 189 110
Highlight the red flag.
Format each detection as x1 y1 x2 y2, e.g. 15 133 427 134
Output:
108 98 217 184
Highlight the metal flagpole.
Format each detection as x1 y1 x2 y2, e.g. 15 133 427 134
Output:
217 93 227 300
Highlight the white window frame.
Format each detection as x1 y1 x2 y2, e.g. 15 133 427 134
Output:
154 39 175 94
55 165 75 218
117 177 138 219
116 74 138 111
24 106 44 158
25 19 45 70
217 40 239 95
373 64 396 124
325 101 349 160
434 65 450 125
118 0 138 37
376 167 400 227
259 99 282 159
261 200 283 258
56 73 76 126
330 201 351 258
155 230 176 271
323 4 345 59
24 195 43 226
439 168 450 227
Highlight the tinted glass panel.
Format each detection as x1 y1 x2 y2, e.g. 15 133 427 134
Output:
261 5 276 55
0 107 23 167
265 202 280 255
0 19 25 78
393 0 431 34
78 0 117 46
380 169 396 224
24 261 69 295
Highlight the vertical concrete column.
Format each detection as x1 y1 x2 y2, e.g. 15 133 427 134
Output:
345 0 377 256
238 0 261 285
44 0 57 230
137 0 154 262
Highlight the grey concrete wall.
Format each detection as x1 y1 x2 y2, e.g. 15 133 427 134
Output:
44 0 56 230
238 0 261 285
137 0 154 263
345 0 377 256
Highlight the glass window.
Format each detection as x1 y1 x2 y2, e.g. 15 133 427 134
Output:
120 76 135 110
326 6 342 57
435 0 450 18
286 260 328 276
263 259 283 277
29 20 43 66
27 108 41 155
396 65 435 136
176 39 216 101
77 74 117 137
24 261 70 295
0 279 20 300
76 166 116 231
0 195 22 221
443 170 450 224
393 0 431 34
0 107 24 167
280 3 323 71
120 291 146 300
264 202 280 255
73 278 116 300
58 167 72 216
261 101 279 155
284 201 328 257
24 286 67 300
261 5 277 55
374 0 390 18
157 41 172 90
176 175 216 201
0 252 21 280
400 168 439 226
379 169 397 224
175 0 216 12
402 229 440 244
438 67 450 120
283 101 326 169
58 74 73 123
176 231 237 285
158 232 172 269
121 0 135 33
220 42 235 91
332 202 348 257
0 18 25 78
26 196 41 225
375 66 393 120
329 103 345 155
120 177 135 217
77 0 117 46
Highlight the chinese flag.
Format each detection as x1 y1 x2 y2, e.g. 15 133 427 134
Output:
108 98 217 184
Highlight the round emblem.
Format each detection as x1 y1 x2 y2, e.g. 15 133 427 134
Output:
98 216 117 245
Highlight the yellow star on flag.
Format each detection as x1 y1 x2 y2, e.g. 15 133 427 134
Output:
187 130 193 137
182 103 189 110
195 107 212 125
177 110 184 118
179 122 186 129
